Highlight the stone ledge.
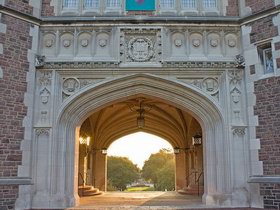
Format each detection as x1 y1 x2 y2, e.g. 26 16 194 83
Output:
248 176 280 183
0 177 32 185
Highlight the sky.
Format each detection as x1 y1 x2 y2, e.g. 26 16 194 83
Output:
107 132 173 169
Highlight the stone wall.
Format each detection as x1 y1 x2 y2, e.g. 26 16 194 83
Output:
226 0 239 16
249 16 278 44
245 0 275 14
254 77 280 176
0 1 33 209
41 0 54 17
254 77 280 209
244 0 280 209
0 186 19 210
5 0 33 15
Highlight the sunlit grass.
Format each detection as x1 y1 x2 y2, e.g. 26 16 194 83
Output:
125 186 155 192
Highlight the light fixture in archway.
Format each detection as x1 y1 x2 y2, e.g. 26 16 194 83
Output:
79 136 90 146
192 133 202 146
128 98 153 129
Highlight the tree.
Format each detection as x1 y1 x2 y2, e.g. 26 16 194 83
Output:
107 156 140 191
142 149 175 191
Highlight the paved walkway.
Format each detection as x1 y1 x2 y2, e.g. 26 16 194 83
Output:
72 191 214 209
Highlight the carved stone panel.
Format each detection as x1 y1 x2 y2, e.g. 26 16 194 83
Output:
177 76 220 101
120 28 162 64
36 71 53 126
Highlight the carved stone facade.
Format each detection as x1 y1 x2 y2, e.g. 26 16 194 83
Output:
0 1 280 210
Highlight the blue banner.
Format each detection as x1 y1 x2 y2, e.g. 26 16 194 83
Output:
126 0 155 11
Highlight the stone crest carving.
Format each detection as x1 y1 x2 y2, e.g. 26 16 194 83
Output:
210 39 219 47
174 39 183 47
99 39 107 47
202 78 219 93
192 39 200 47
120 28 162 64
177 76 220 101
81 39 89 47
228 39 236 48
45 39 53 48
62 78 80 95
40 88 51 104
63 39 71 48
128 37 154 62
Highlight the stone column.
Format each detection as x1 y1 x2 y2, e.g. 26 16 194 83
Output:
175 151 187 190
93 151 107 191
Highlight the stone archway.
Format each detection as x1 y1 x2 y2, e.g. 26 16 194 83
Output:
49 73 228 208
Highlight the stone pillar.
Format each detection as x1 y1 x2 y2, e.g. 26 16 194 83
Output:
93 151 107 191
175 151 187 190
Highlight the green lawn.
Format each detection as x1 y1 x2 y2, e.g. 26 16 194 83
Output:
125 186 155 192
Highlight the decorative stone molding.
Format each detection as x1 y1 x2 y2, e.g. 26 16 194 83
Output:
228 69 243 85
162 61 236 69
38 71 52 86
41 61 237 70
232 126 246 136
43 62 120 69
35 128 50 136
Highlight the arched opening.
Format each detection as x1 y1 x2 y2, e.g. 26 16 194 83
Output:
51 74 227 208
76 94 204 203
107 132 174 192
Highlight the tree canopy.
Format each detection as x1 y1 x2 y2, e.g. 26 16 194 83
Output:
107 156 140 191
142 149 175 191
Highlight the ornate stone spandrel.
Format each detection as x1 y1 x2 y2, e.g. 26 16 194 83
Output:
62 77 80 95
202 78 219 93
177 76 220 101
79 78 106 88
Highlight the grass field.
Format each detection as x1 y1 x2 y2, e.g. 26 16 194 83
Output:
125 186 155 192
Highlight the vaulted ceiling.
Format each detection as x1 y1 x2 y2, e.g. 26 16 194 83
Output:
80 97 202 149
